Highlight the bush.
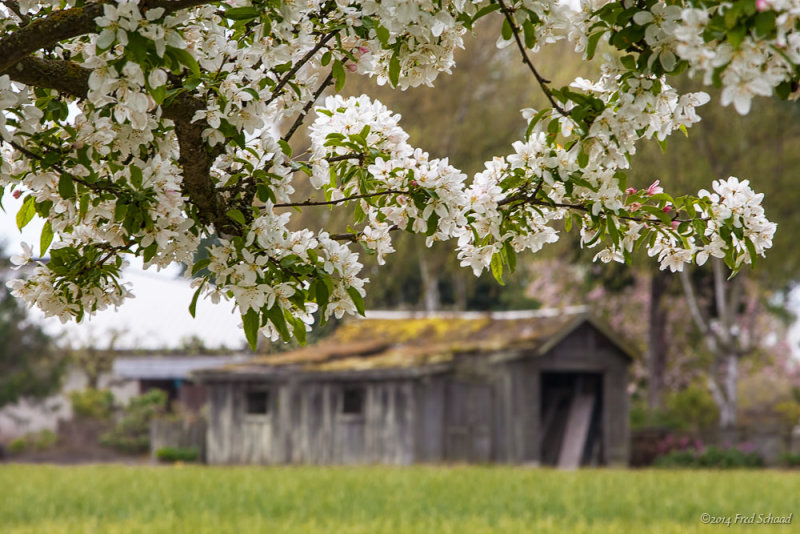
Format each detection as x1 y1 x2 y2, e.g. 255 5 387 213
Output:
779 452 800 467
33 429 57 450
8 437 27 454
630 386 719 432
156 446 199 463
6 429 59 454
654 443 764 469
70 388 114 420
100 390 167 454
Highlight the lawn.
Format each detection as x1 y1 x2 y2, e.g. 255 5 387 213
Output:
0 465 797 533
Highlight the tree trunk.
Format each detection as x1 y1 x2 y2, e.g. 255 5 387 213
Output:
719 354 739 428
647 270 670 411
417 251 440 312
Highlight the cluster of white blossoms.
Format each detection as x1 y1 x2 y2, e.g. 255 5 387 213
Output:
0 0 788 345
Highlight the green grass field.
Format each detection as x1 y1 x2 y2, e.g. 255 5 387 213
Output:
0 465 797 533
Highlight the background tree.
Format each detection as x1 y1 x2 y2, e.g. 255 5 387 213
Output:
0 259 64 407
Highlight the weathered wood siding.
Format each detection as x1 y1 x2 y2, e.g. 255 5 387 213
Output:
206 379 416 465
205 320 631 466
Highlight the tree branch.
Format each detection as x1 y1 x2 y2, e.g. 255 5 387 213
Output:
0 0 210 74
329 225 399 243
496 0 568 116
282 69 336 143
4 56 231 232
265 29 339 106
273 189 407 208
1 0 31 26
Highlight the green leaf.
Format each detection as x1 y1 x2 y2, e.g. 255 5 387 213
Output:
189 279 206 318
347 287 366 316
191 258 211 276
149 84 167 105
129 165 143 189
243 309 260 351
58 173 75 199
166 46 200 76
375 25 390 45
491 252 504 285
522 19 536 49
744 236 758 268
586 31 605 60
501 18 513 41
503 241 517 274
16 196 35 230
224 6 260 20
292 318 307 346
332 59 346 91
40 220 54 256
315 277 330 310
226 209 246 226
388 54 401 88
265 305 291 341
472 3 500 22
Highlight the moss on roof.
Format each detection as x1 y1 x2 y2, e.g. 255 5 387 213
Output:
207 312 603 376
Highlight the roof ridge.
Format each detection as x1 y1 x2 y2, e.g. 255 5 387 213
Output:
363 306 589 320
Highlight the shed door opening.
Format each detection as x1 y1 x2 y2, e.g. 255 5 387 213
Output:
539 372 603 467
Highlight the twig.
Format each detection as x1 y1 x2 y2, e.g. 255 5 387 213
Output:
274 189 407 208
265 30 339 106
282 69 335 143
1 0 30 26
496 0 568 116
329 225 399 243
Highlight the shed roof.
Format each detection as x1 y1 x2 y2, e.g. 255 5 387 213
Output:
113 355 251 380
196 307 634 380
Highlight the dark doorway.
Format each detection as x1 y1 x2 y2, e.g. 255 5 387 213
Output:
539 372 603 467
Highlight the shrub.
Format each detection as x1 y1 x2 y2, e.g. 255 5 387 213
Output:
100 390 167 454
779 452 800 467
6 429 59 454
654 443 764 469
70 388 114 420
33 429 57 450
8 437 27 453
156 446 199 463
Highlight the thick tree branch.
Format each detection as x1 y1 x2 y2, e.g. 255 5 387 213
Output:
4 56 231 231
0 0 210 74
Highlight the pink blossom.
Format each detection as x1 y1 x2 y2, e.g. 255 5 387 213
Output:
756 0 770 12
12 189 22 199
627 202 642 212
646 180 663 196
670 221 679 230
346 63 358 72
662 205 672 213
625 187 637 195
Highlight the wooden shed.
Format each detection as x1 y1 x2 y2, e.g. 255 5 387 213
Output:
195 309 634 466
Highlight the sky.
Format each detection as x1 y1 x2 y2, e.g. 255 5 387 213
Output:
0 191 246 351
